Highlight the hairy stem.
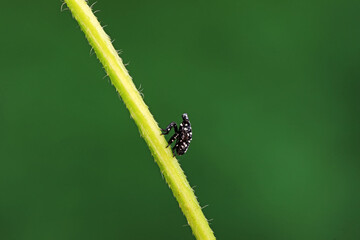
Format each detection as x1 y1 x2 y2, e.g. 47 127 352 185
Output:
63 0 216 239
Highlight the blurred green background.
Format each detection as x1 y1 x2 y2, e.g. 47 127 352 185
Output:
1 0 360 239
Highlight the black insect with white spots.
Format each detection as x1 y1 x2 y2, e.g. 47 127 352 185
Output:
161 113 192 156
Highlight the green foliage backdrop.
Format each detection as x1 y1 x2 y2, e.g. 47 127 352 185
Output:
0 0 359 239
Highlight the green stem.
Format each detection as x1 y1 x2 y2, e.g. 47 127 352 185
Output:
63 0 216 239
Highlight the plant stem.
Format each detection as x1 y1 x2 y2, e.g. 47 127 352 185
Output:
63 0 216 239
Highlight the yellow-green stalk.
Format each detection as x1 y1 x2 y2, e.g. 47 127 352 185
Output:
63 0 216 239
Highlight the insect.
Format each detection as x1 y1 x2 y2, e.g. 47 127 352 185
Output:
161 113 192 156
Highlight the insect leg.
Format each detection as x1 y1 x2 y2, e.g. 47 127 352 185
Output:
171 145 177 157
166 133 179 147
161 122 178 135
